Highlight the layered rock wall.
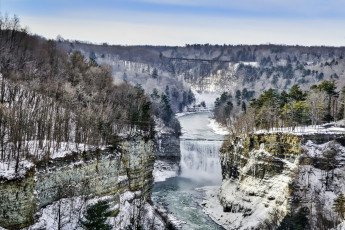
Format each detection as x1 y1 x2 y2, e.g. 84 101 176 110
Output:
0 138 155 229
217 133 345 229
155 134 180 161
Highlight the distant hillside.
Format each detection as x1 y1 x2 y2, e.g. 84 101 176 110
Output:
57 42 345 116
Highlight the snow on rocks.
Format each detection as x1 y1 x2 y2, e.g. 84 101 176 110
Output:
208 118 229 135
153 160 179 182
29 196 87 230
203 133 302 229
0 160 34 181
255 123 345 136
0 141 105 181
214 173 293 229
303 139 345 161
294 140 345 229
200 186 237 229
204 133 345 229
331 220 345 230
153 199 186 229
109 191 166 230
154 117 175 136
203 148 298 229
27 191 166 230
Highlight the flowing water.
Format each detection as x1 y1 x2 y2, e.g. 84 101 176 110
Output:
152 112 225 229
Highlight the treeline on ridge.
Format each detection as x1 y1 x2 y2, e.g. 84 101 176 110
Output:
215 80 344 135
0 16 155 171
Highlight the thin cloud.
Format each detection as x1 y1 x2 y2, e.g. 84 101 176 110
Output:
3 0 345 46
4 0 345 19
21 15 345 47
131 0 345 18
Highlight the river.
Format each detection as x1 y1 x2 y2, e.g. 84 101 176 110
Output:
152 112 225 229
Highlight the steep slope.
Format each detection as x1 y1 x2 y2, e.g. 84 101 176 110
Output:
0 73 164 229
0 23 164 229
59 42 345 99
0 137 164 230
203 132 345 229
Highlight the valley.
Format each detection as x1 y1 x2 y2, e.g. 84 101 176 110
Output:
1 14 345 229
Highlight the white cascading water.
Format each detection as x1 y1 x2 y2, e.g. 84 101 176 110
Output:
177 111 226 185
152 111 227 229
180 140 222 184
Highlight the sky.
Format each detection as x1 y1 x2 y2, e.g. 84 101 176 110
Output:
1 0 345 46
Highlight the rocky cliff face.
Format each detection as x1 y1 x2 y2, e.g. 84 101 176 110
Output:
205 133 345 229
155 134 181 161
152 133 181 182
216 133 301 229
0 137 162 230
291 137 345 229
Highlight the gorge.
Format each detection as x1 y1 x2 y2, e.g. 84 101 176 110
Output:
152 112 224 229
2 26 345 229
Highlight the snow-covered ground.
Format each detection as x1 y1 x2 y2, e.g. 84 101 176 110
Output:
28 191 166 230
191 89 219 108
199 186 245 229
0 160 34 181
25 141 104 160
255 124 345 135
239 61 259 67
153 160 179 182
0 141 107 181
176 111 199 117
208 118 229 135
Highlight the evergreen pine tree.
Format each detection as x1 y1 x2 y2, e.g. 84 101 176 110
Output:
150 88 160 100
236 90 241 106
289 84 305 101
151 68 158 79
242 101 247 113
80 201 111 230
160 93 174 124
333 193 345 220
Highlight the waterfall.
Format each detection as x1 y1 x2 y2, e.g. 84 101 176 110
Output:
152 112 225 229
180 139 223 184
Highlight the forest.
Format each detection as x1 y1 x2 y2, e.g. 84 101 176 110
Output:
214 79 343 136
0 16 165 174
